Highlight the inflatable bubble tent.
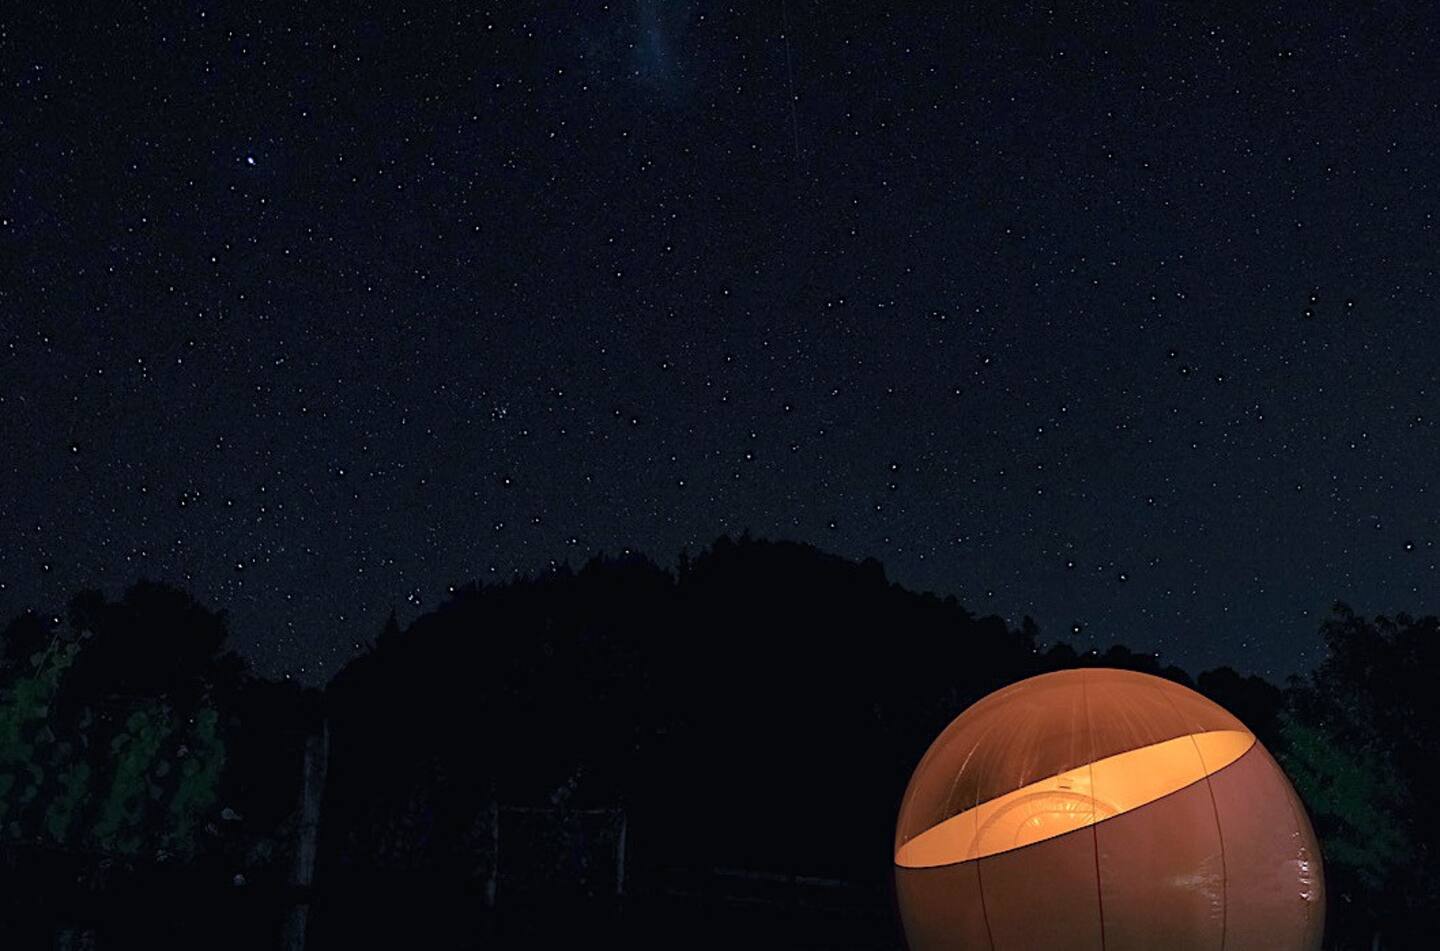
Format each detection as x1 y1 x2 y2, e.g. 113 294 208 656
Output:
893 668 1324 951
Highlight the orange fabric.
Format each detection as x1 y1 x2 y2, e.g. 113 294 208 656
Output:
894 668 1325 951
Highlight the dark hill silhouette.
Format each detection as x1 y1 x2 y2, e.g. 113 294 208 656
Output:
312 532 1303 948
323 535 1030 888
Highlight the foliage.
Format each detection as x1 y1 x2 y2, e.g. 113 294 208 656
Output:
0 637 79 836
0 585 240 864
1276 602 1438 948
1275 711 1409 891
168 707 226 852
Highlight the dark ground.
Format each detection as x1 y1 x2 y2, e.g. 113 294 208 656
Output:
2 859 903 950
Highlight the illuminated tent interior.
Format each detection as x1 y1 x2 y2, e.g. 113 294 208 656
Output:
893 668 1324 951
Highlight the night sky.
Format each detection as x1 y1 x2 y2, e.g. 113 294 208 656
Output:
3 2 1437 684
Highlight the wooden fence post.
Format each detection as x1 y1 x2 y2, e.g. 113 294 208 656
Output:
281 719 329 951
615 811 626 897
486 783 499 909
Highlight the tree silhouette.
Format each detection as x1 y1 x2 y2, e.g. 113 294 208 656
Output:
1279 602 1436 948
0 581 314 948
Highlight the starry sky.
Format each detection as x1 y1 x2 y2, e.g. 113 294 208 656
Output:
3 2 1438 684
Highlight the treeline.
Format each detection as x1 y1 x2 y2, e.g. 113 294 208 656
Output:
0 532 1433 948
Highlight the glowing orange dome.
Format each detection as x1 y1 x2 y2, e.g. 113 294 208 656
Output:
894 667 1324 950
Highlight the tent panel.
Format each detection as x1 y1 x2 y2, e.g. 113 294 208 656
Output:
894 860 994 951
1209 741 1324 951
1095 773 1225 951
895 672 1090 857
976 825 1103 950
1082 667 1208 764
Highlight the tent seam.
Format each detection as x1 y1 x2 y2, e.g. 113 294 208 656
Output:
974 858 997 951
1081 668 1108 951
1152 681 1229 951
